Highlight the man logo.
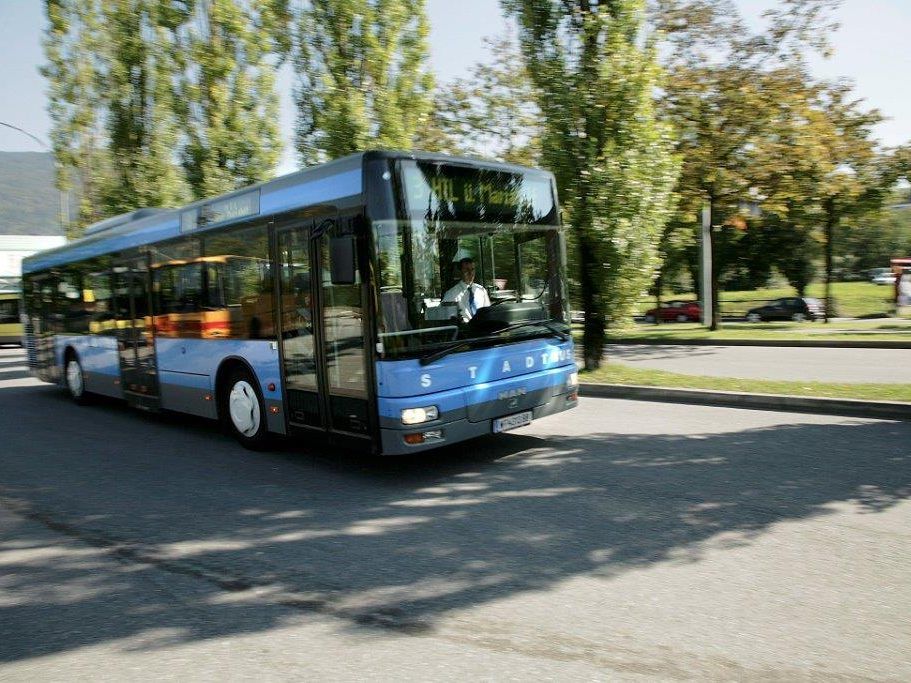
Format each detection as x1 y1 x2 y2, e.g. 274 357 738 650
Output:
498 387 527 401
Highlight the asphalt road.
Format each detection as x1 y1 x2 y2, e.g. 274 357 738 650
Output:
1 346 910 680
605 343 911 383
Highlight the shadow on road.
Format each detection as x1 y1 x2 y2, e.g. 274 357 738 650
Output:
1 356 909 662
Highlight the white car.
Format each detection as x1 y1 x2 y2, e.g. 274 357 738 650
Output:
870 268 896 285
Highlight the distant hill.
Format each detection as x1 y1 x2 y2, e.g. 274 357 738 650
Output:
0 151 65 236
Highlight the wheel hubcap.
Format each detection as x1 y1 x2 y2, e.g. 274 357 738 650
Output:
66 360 83 397
229 380 260 437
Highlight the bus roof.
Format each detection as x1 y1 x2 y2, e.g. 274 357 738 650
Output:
21 150 554 275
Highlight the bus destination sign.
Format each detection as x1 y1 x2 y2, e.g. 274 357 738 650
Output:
402 162 554 224
181 190 261 232
404 168 520 211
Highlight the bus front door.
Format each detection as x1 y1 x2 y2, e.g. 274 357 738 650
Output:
277 217 371 442
113 258 159 410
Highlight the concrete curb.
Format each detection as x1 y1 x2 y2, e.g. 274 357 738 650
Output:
606 338 911 349
579 383 911 421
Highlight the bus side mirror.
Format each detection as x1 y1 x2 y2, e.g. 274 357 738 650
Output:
330 236 357 285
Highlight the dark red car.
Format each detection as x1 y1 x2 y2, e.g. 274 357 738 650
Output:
644 300 701 323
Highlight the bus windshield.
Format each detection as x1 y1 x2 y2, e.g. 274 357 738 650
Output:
373 160 568 358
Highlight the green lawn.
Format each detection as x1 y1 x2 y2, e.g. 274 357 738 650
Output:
633 281 898 318
580 363 911 403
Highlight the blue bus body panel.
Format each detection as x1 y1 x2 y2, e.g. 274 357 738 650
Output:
154 338 282 428
52 335 284 425
375 338 577 455
375 338 575 400
377 362 573 417
22 160 364 274
154 338 280 387
54 334 121 397
260 169 362 216
54 335 120 376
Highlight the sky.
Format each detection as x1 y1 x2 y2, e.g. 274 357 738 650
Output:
1 0 909 176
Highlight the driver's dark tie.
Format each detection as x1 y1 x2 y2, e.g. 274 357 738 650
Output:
468 285 477 316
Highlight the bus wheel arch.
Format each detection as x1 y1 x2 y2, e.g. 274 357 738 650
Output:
215 359 270 449
63 347 89 404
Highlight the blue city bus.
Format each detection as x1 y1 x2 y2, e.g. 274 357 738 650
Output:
22 151 578 455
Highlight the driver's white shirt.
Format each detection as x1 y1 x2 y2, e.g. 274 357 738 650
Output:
442 281 491 322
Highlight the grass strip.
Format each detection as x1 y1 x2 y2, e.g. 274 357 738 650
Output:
606 322 911 343
580 363 911 403
633 281 900 318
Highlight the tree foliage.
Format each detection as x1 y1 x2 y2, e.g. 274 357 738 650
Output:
101 0 190 213
504 0 680 369
175 0 290 198
839 205 911 275
428 35 541 166
42 0 289 234
294 0 434 163
655 0 854 325
42 0 108 235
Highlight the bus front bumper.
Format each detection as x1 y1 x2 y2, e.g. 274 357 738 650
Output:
378 388 578 456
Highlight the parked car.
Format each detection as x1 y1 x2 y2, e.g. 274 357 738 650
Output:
644 300 701 323
870 267 897 285
745 297 823 322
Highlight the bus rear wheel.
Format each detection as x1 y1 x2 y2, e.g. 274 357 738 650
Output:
220 367 270 450
65 355 90 405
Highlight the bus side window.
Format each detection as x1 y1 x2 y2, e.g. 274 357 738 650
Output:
0 298 17 324
204 225 273 340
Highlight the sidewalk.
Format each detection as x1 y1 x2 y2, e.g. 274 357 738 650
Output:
579 382 911 421
578 336 911 420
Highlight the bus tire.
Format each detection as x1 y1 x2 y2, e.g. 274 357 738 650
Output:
64 352 90 405
220 366 270 450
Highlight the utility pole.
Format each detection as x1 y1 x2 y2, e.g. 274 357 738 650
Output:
700 202 713 327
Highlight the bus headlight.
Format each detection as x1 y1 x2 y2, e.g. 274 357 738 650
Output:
566 372 578 389
401 405 439 425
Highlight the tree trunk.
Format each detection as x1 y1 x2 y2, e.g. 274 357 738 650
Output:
578 218 605 370
654 273 663 325
823 197 835 324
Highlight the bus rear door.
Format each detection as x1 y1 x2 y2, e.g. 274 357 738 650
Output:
113 256 160 410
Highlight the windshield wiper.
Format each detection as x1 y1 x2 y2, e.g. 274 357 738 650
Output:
494 319 569 342
418 320 569 366
486 295 520 308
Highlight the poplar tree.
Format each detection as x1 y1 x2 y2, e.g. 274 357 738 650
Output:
42 0 108 236
175 0 290 198
101 0 190 214
294 0 434 163
503 0 680 369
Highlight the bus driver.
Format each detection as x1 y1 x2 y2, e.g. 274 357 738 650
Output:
443 257 490 323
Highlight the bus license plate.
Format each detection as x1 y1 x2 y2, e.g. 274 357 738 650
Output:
493 411 533 433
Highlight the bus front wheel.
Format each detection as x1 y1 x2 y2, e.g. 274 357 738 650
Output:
220 367 270 450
